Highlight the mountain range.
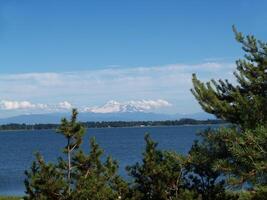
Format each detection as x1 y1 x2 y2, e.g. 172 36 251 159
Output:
0 111 215 124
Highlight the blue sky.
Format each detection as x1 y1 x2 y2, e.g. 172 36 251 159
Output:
0 0 267 117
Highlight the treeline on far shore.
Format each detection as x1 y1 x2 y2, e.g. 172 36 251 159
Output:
0 118 224 131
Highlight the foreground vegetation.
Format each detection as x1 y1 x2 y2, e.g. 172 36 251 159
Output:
0 196 22 200
22 27 267 199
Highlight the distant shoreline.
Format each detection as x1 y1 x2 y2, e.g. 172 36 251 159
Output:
0 124 225 132
0 119 225 132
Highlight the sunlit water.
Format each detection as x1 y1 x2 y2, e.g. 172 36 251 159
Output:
0 125 222 196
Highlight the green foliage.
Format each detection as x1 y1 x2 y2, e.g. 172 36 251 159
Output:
185 115 267 199
214 126 267 188
71 138 127 200
190 27 267 199
24 109 124 200
127 134 197 200
0 197 22 200
249 186 267 200
57 108 85 194
185 129 238 200
57 109 85 151
238 186 267 200
24 153 67 200
191 26 267 129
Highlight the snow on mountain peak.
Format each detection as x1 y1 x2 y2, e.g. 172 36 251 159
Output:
83 99 171 113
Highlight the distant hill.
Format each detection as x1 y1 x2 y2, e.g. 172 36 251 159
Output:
0 112 215 124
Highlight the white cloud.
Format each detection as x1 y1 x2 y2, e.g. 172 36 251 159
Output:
0 99 170 114
0 62 236 116
0 100 48 110
0 100 73 111
126 99 171 111
58 101 73 110
83 99 172 113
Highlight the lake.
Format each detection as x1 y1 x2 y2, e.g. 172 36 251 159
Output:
0 125 220 196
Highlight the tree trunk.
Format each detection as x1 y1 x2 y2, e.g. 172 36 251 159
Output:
67 137 71 195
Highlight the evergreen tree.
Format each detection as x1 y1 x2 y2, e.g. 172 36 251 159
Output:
213 126 267 188
24 109 125 200
191 26 267 129
71 137 128 200
127 134 196 200
57 108 85 195
24 153 68 200
189 27 267 199
185 129 238 200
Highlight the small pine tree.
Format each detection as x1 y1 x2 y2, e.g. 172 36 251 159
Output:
127 134 196 200
24 109 125 200
24 153 67 200
57 108 85 195
71 137 127 200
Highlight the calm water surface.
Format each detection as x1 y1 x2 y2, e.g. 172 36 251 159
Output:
0 125 220 195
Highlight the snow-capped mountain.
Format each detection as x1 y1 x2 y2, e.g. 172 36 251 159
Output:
83 100 171 113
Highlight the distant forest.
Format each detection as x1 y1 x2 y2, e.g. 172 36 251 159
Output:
0 118 224 131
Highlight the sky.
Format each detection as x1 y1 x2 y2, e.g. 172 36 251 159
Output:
0 0 267 118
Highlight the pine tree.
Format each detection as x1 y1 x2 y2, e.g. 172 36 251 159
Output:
24 109 125 200
24 153 67 200
185 129 239 200
57 108 85 195
127 134 196 200
190 27 267 199
191 26 267 129
213 126 267 193
71 137 128 200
